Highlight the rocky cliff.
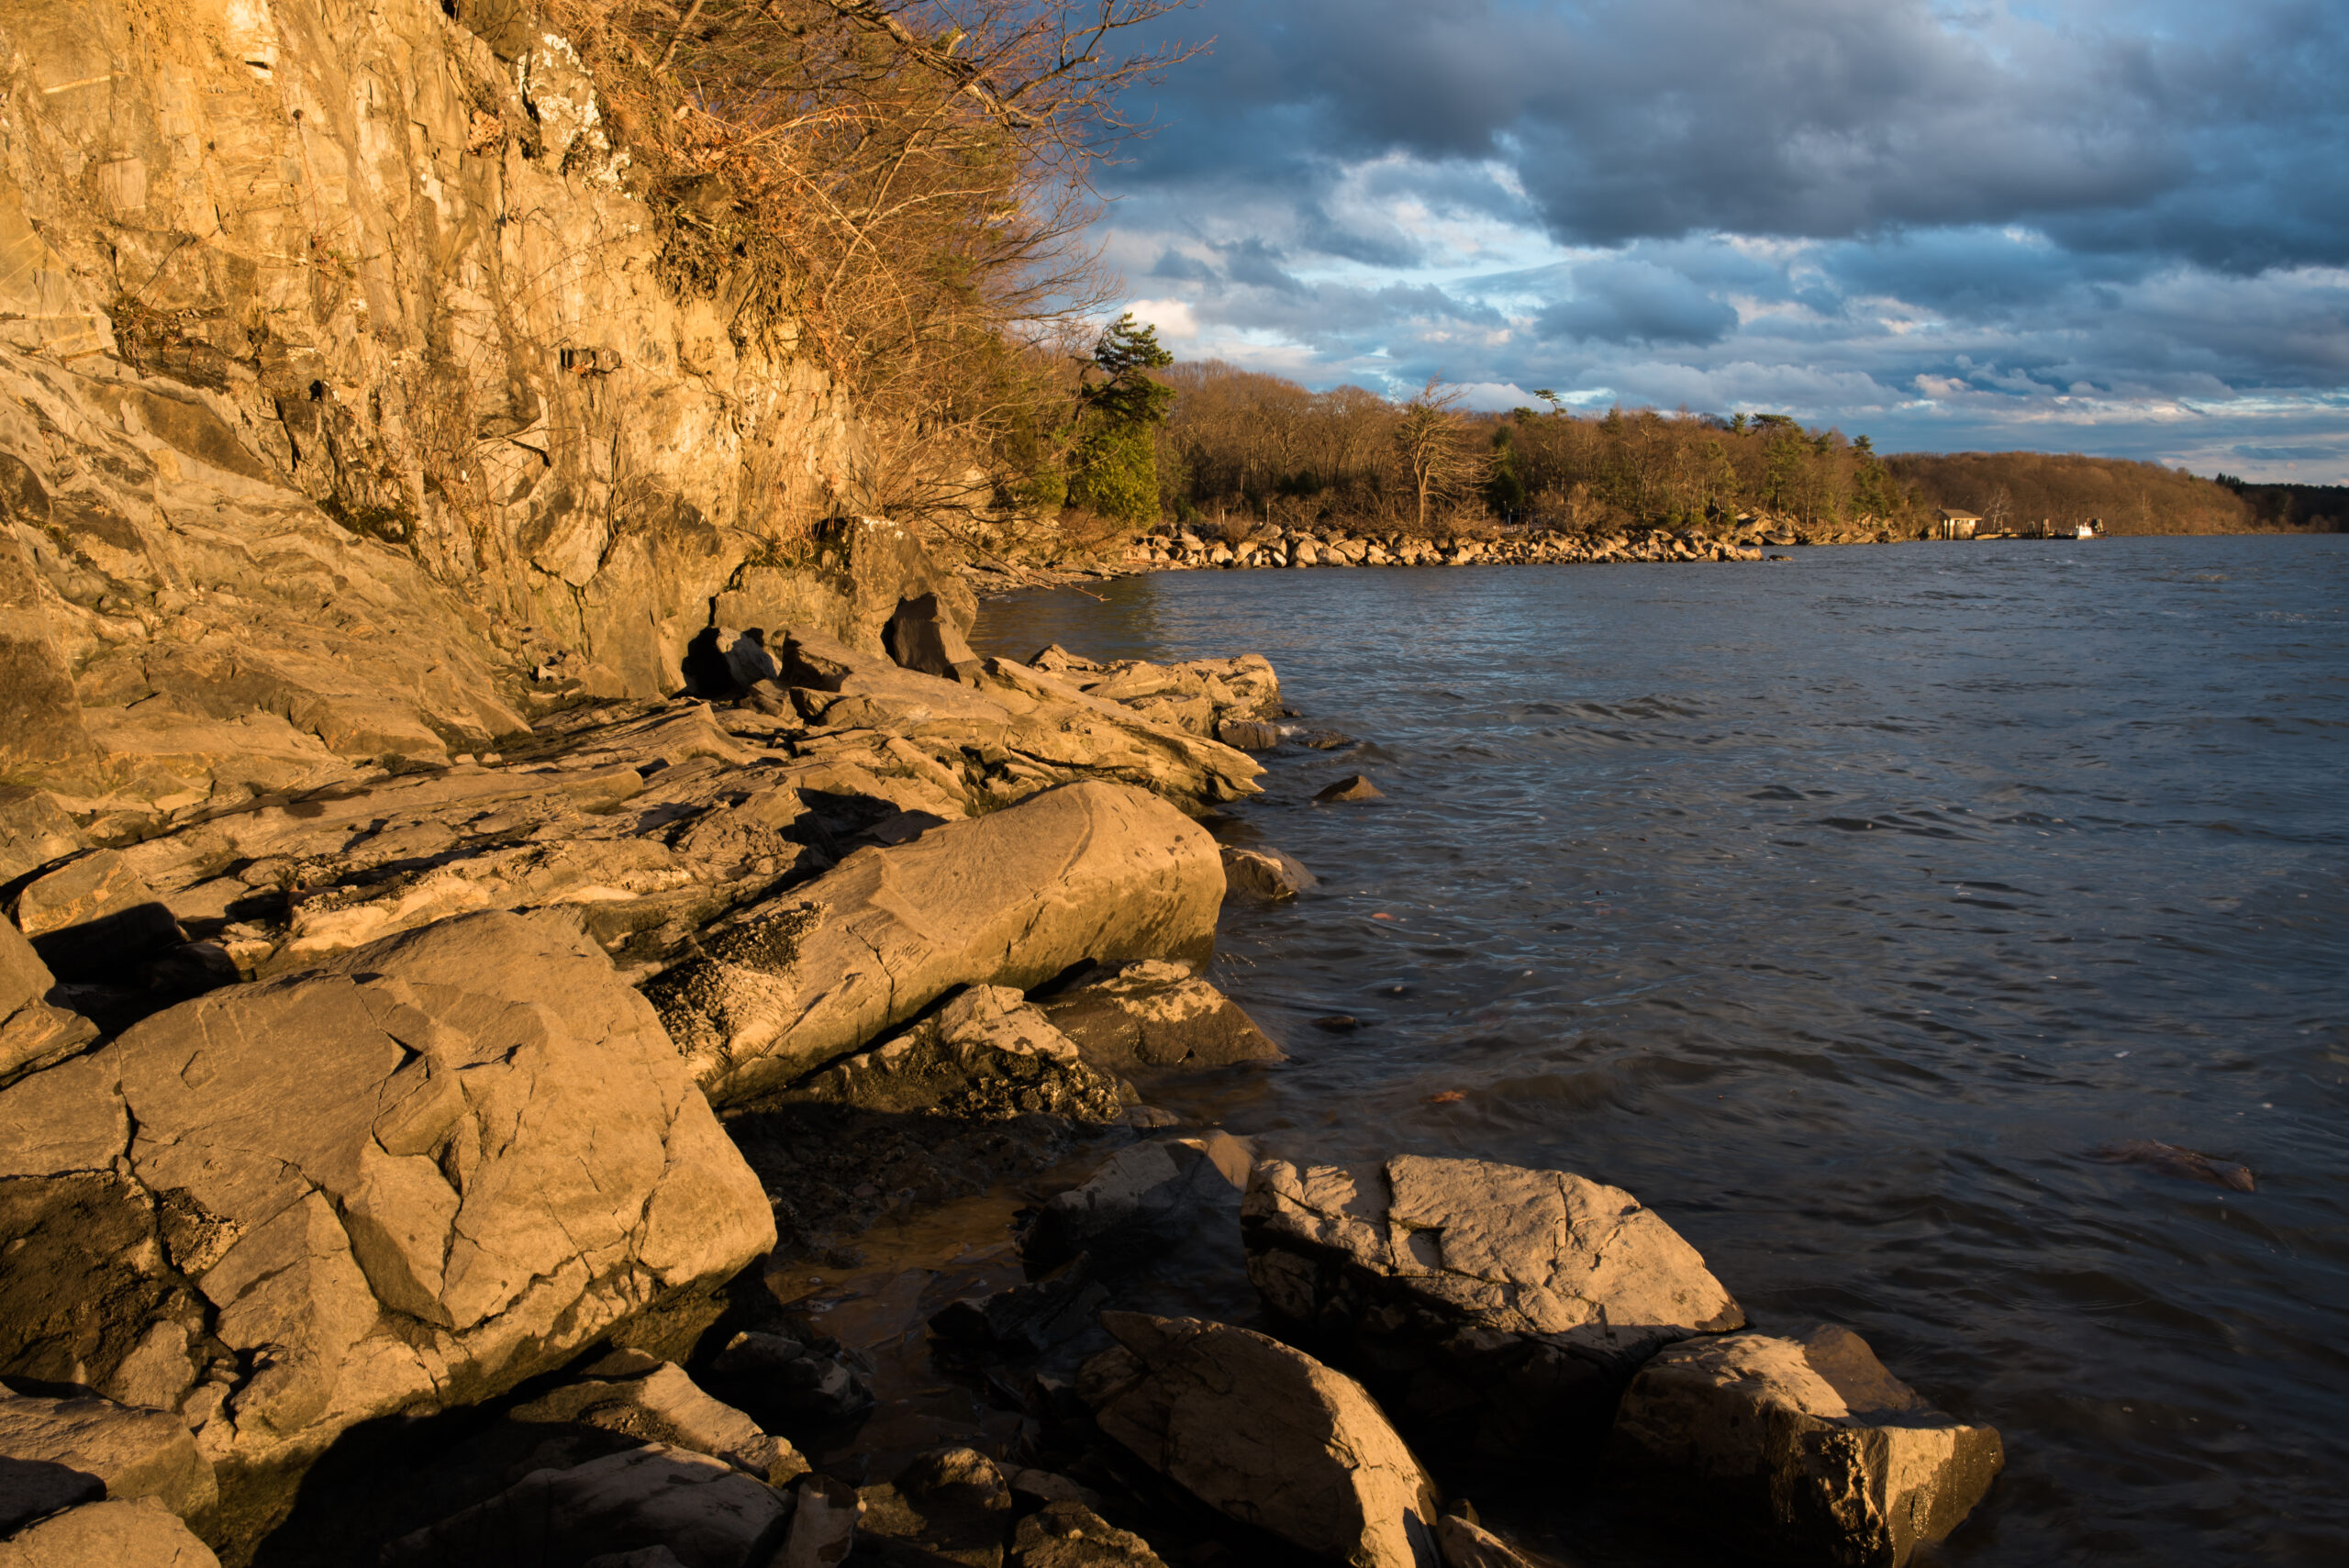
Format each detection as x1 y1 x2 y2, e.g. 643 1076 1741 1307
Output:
0 0 965 814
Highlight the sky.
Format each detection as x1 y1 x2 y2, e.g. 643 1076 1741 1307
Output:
1090 0 2349 480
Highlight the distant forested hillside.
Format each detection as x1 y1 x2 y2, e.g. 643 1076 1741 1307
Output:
1887 451 2343 535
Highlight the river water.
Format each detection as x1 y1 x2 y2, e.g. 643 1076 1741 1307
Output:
971 536 2349 1567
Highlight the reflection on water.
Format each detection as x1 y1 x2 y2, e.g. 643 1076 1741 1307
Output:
974 537 2349 1566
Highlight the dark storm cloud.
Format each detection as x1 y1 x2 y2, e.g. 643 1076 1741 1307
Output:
1122 0 2349 264
1534 259 1740 346
1101 1 2349 477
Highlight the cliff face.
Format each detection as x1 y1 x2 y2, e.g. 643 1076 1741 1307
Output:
0 0 956 809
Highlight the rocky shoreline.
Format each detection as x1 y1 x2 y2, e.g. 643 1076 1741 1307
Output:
0 580 2002 1568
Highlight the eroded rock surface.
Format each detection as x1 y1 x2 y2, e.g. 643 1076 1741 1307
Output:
1609 1324 2003 1568
1242 1155 1743 1457
1080 1312 1442 1568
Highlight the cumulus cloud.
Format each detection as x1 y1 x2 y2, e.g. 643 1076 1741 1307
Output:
1094 0 2349 477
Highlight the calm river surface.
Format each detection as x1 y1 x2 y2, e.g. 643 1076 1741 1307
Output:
973 536 2349 1567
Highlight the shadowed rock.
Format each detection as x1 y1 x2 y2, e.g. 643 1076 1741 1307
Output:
1079 1313 1442 1568
381 1443 792 1568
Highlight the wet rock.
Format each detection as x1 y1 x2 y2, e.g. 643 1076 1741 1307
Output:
857 1445 1014 1566
930 1258 1111 1355
1212 719 1281 751
2095 1140 2254 1192
509 1357 807 1485
0 909 771 1527
1010 1500 1169 1568
381 1443 793 1568
707 1332 874 1427
1293 729 1357 751
1241 1155 1742 1459
785 986 1125 1126
0 1386 216 1529
0 1496 220 1567
1218 845 1315 902
1609 1323 2003 1568
1038 962 1284 1073
885 593 984 684
1079 1313 1442 1568
10 851 186 984
1024 1134 1253 1273
1314 774 1384 803
651 782 1225 1104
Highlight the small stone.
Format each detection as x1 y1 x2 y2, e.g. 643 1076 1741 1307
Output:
1219 844 1315 901
1315 773 1383 802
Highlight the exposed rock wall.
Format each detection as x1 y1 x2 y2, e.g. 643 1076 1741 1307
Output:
0 0 955 809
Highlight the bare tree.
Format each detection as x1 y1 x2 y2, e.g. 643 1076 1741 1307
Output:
1391 377 1485 532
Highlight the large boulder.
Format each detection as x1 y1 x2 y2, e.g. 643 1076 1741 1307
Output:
0 910 773 1543
1039 962 1283 1073
0 1497 219 1568
1241 1156 1742 1458
649 782 1226 1104
1079 1313 1441 1568
1609 1324 2003 1568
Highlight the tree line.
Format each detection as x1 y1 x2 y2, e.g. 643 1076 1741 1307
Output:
1147 360 1915 537
1122 359 2339 540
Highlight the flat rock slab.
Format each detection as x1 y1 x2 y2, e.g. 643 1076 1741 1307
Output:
650 782 1225 1104
1080 1313 1441 1568
0 1387 216 1529
1039 962 1283 1073
1610 1324 2003 1568
1242 1155 1742 1458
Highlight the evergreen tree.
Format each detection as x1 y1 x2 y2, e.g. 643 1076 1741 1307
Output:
1068 314 1176 522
